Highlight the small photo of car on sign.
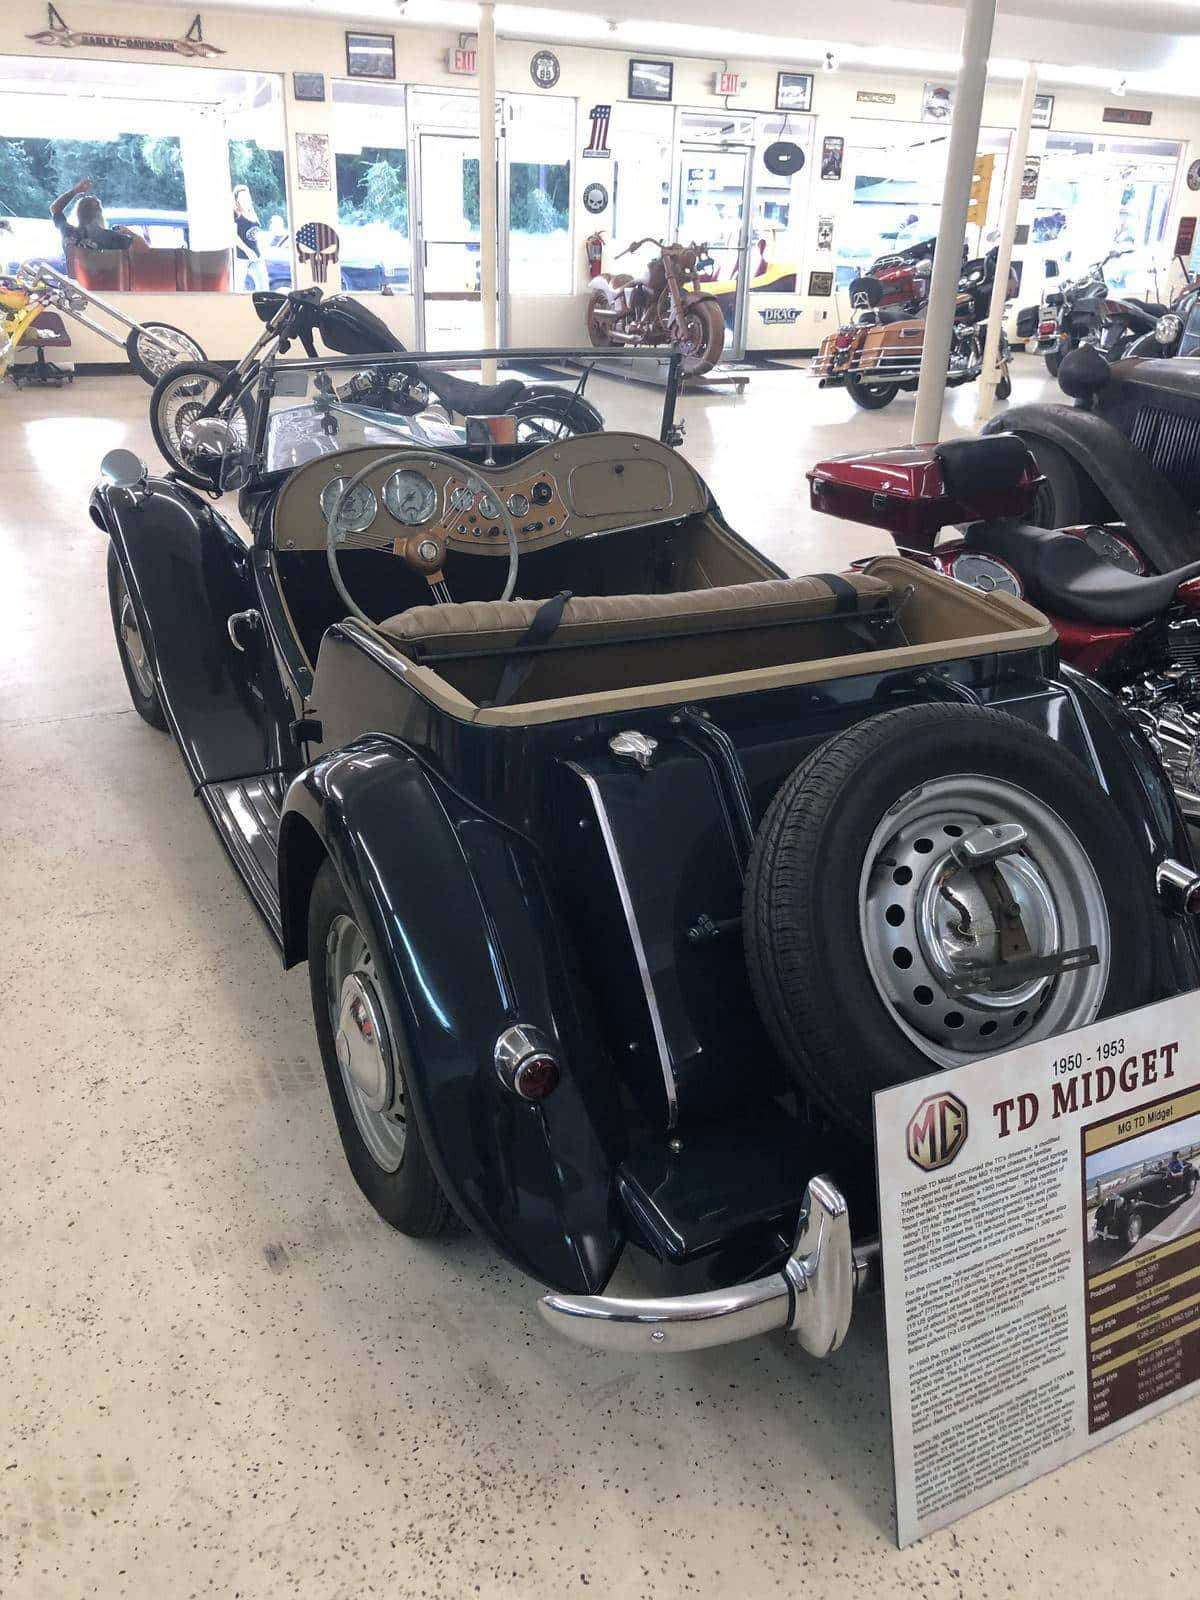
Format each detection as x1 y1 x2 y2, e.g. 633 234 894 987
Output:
1085 1108 1200 1272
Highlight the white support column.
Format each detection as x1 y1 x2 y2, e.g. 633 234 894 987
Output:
911 0 998 444
975 62 1039 423
478 0 499 381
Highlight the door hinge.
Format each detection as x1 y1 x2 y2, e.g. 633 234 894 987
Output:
291 716 323 745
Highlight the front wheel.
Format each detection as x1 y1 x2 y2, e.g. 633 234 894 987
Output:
149 361 251 486
125 322 205 385
743 704 1154 1139
307 860 453 1236
676 298 725 375
106 543 166 729
1124 1210 1145 1248
846 376 896 409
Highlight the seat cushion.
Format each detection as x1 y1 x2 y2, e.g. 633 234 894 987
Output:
379 572 893 656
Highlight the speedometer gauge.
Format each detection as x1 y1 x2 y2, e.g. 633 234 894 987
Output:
478 491 502 520
384 469 438 526
320 475 377 537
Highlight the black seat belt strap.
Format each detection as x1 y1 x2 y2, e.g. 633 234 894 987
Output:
814 572 859 614
490 590 574 707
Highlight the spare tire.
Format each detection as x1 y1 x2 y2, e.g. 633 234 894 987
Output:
743 704 1155 1140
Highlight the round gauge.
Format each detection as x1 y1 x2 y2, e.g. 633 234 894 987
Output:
1083 525 1143 574
507 491 531 518
449 484 474 514
949 552 1022 598
384 468 438 526
320 475 377 536
478 491 502 519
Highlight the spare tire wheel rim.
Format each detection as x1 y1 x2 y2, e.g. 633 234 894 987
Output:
858 775 1110 1067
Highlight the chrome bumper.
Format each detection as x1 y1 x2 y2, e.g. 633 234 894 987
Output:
538 1176 877 1356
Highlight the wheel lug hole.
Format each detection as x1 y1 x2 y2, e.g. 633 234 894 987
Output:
892 865 913 885
913 838 934 854
885 905 905 927
892 947 913 970
913 985 934 1006
943 1011 965 1030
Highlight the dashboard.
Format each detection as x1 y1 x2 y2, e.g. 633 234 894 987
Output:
271 432 708 557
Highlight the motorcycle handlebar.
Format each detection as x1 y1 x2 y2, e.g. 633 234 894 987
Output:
617 236 663 258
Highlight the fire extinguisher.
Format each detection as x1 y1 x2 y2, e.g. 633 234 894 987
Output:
586 231 605 279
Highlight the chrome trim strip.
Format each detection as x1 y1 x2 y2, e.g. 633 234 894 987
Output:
566 760 678 1127
539 1176 856 1355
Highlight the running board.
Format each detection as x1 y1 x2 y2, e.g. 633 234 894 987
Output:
200 776 283 941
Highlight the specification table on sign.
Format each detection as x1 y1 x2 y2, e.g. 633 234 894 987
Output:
1083 1088 1200 1431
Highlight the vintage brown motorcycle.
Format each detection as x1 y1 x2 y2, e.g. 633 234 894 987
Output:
586 236 726 375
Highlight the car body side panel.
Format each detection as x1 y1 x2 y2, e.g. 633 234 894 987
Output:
91 478 295 783
279 739 624 1295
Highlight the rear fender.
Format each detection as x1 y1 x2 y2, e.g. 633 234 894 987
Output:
90 476 282 781
587 275 625 302
983 404 1194 570
278 738 624 1295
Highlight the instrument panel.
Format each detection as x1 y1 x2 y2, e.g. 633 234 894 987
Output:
272 432 708 557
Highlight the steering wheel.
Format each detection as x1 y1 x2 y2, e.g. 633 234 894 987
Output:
325 447 519 625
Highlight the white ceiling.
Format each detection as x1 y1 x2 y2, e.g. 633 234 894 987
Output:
140 0 1200 95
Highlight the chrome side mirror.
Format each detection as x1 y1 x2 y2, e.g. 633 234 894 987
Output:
99 448 148 490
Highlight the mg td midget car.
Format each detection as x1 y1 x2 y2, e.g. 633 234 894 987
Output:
92 345 1200 1358
1094 1155 1199 1249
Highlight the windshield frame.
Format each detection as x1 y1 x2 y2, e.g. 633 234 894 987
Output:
242 344 685 486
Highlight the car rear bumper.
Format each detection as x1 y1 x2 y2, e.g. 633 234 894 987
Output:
537 1176 877 1355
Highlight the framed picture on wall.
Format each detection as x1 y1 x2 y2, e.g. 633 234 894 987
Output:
628 59 673 102
292 72 326 102
1032 93 1055 129
345 31 395 80
775 72 813 113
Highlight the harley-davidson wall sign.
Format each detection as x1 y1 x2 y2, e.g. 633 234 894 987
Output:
27 5 224 56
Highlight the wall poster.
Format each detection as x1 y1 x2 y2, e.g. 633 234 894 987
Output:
295 132 332 192
1021 156 1042 201
921 82 953 122
876 991 1200 1547
820 136 844 181
816 216 834 251
807 270 834 296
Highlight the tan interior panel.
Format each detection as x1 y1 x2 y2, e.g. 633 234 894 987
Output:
272 431 708 558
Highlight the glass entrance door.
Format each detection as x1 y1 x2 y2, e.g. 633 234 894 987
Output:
675 144 753 360
414 130 486 349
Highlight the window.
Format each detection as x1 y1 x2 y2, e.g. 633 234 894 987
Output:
0 56 288 292
332 80 409 292
505 95 573 295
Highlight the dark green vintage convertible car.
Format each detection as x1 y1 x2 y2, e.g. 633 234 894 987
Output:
92 344 1200 1358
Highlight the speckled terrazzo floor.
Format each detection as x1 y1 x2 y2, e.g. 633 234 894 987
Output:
3 361 1197 1598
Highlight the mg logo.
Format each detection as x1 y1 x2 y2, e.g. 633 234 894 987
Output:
906 1091 968 1172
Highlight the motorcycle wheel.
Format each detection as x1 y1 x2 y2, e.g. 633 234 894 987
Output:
149 361 252 488
586 288 617 349
743 703 1154 1140
676 299 725 375
126 322 206 385
846 377 896 409
1044 348 1067 378
511 388 604 444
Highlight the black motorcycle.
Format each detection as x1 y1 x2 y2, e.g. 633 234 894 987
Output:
1016 248 1167 375
1123 262 1200 359
150 288 603 487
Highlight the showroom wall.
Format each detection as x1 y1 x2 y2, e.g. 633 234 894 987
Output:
3 0 1200 361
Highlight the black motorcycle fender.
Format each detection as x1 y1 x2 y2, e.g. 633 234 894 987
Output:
278 739 624 1295
983 403 1194 570
90 477 278 782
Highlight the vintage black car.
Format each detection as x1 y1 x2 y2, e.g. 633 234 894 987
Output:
984 349 1200 572
92 344 1200 1357
1094 1155 1199 1248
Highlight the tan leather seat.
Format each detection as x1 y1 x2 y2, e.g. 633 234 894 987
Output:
379 572 893 657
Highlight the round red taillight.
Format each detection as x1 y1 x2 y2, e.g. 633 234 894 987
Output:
512 1054 561 1101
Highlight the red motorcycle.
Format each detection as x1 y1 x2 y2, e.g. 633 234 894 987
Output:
807 430 1200 823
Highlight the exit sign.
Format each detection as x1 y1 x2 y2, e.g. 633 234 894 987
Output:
714 70 741 96
448 46 477 74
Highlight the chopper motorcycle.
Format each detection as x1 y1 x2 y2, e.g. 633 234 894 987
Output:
806 398 1200 825
586 237 726 376
150 286 603 486
812 243 1013 410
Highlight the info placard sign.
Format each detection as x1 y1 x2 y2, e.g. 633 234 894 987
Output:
875 991 1200 1546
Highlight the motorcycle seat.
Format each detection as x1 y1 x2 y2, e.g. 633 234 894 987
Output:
964 521 1200 625
416 369 527 417
1124 298 1169 319
876 306 913 325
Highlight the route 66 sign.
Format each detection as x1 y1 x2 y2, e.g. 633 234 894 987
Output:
530 49 560 88
1188 159 1200 192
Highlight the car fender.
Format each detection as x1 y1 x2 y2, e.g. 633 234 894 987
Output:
983 402 1194 570
90 475 280 782
279 737 624 1295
